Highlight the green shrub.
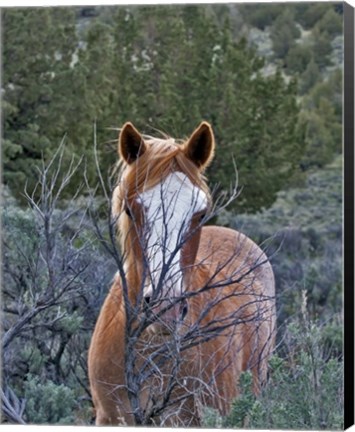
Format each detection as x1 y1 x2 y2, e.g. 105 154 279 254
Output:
307 69 342 121
300 71 342 170
316 8 343 38
238 4 287 30
311 29 333 69
223 371 256 428
286 43 313 74
296 3 330 29
300 57 321 95
202 311 344 430
24 375 76 424
299 110 336 169
270 9 301 59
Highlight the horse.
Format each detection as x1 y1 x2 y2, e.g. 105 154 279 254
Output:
88 121 276 426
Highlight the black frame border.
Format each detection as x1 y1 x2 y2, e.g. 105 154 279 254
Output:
344 1 354 429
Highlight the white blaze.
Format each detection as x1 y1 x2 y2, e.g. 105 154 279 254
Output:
139 172 208 300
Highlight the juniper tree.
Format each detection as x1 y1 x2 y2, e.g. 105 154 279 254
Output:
3 8 80 195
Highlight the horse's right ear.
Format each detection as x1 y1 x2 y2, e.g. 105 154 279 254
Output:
184 122 215 170
119 122 146 164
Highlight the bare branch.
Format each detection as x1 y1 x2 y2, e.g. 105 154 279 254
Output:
1 386 26 425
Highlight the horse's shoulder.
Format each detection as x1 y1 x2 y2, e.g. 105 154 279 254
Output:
198 225 274 292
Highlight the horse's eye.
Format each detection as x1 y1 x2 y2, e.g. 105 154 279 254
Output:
199 213 206 223
125 207 132 219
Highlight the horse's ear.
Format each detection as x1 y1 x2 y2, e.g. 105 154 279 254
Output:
119 122 146 164
184 122 215 170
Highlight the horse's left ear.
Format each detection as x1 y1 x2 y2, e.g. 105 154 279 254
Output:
184 122 215 170
119 122 147 164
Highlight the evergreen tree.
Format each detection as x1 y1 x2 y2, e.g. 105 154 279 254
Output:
300 57 321 95
3 8 84 196
3 5 303 213
311 28 333 69
238 4 288 30
316 7 343 37
270 8 300 60
300 69 342 169
286 43 313 74
296 2 330 29
111 7 141 121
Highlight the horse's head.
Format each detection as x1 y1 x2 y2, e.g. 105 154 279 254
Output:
113 122 215 327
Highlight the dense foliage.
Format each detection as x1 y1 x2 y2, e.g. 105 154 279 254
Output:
2 2 343 428
220 155 342 322
4 5 304 213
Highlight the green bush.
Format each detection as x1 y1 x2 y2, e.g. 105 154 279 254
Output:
270 9 300 59
223 371 256 428
307 69 342 121
300 71 342 169
238 4 287 30
286 43 313 74
202 313 343 430
24 375 76 424
311 29 333 69
299 110 336 169
296 3 330 29
316 8 343 38
299 57 321 95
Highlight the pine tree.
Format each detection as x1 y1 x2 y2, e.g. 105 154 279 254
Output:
300 57 321 95
3 8 82 196
311 28 333 69
300 69 342 170
286 44 313 74
270 8 301 59
316 8 343 38
3 5 304 213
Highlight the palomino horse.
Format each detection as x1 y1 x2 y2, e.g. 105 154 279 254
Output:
88 122 276 426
